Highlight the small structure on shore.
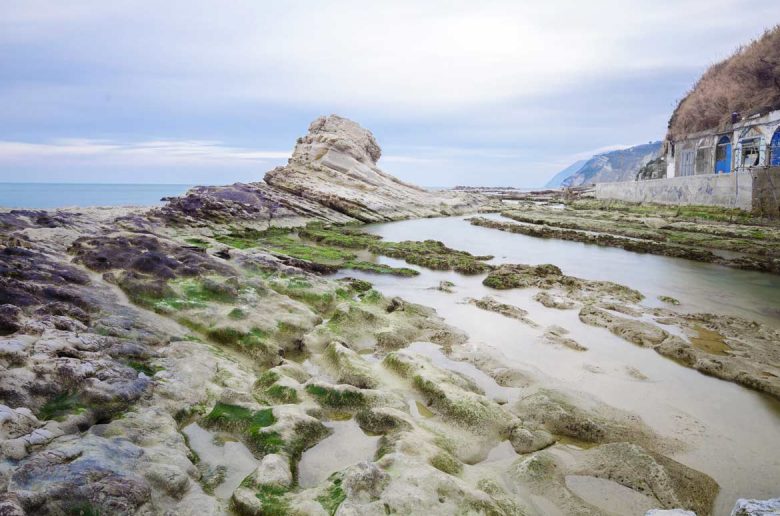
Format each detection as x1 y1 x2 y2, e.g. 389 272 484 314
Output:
665 108 780 177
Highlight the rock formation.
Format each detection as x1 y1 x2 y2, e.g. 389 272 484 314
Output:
160 115 488 225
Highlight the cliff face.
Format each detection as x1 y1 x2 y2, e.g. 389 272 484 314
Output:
668 26 780 140
544 160 587 188
161 115 487 225
561 142 662 187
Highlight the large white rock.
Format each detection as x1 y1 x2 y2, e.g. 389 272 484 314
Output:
264 115 487 222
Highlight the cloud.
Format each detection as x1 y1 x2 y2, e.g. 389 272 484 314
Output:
0 0 776 186
2 0 775 114
0 138 290 167
568 144 633 162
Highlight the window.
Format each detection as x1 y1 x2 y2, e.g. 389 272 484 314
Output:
741 138 760 167
680 149 695 176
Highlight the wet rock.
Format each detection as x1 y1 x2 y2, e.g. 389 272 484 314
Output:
512 389 659 448
383 351 511 436
544 326 588 351
534 291 577 309
324 341 378 389
579 305 669 346
355 407 413 435
731 497 780 515
341 461 390 502
0 305 21 336
436 280 455 293
509 426 555 454
577 442 718 516
0 494 25 516
7 434 151 515
468 296 538 327
245 453 293 488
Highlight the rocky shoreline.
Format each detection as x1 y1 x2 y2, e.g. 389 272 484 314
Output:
2 117 779 515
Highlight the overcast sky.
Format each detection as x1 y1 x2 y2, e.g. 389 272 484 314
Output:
0 0 777 187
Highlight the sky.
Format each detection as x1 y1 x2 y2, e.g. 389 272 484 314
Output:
0 0 777 187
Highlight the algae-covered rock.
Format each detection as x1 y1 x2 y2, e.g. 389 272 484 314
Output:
511 389 659 448
244 453 293 489
576 442 718 516
509 425 555 454
383 351 512 436
323 341 378 389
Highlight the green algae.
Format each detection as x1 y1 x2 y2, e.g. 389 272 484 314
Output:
127 360 164 376
316 475 347 516
216 223 491 276
256 370 281 389
305 384 367 409
184 237 210 249
265 384 299 404
247 484 291 516
203 403 283 455
430 450 463 475
38 392 87 421
228 307 248 320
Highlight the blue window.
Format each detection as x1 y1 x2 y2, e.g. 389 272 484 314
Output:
771 127 780 167
714 135 731 174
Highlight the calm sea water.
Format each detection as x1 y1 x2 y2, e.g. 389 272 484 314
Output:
0 183 194 209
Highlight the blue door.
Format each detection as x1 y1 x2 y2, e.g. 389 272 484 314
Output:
714 135 732 173
771 128 780 167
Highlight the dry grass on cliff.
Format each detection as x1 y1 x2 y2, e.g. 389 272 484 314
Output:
667 25 780 139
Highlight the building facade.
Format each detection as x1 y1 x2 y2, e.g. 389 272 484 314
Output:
666 109 780 178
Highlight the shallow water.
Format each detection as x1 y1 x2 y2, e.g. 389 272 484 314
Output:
182 422 259 499
336 214 780 515
297 418 380 488
367 213 780 327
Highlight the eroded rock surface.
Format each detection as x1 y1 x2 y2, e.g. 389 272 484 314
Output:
1 116 757 515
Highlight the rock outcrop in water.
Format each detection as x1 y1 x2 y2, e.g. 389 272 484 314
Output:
160 115 488 225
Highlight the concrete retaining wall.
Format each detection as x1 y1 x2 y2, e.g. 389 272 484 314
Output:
751 168 780 218
595 171 755 211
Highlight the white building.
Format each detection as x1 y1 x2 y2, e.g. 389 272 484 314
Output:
667 109 780 178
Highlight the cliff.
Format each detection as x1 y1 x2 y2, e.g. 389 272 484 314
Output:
560 142 662 187
544 160 587 188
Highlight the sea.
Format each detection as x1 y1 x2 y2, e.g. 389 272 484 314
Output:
0 183 194 209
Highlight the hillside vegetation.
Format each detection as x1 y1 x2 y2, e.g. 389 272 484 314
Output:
668 26 780 140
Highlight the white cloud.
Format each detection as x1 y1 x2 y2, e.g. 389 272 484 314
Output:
568 144 632 162
0 139 290 167
2 0 775 113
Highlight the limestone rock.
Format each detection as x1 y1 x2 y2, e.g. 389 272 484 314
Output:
245 453 292 488
731 497 780 515
264 115 487 222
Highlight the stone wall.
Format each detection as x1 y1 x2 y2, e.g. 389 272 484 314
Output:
595 171 755 211
752 168 780 218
